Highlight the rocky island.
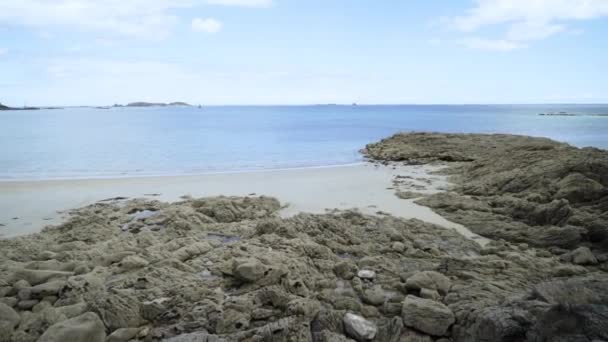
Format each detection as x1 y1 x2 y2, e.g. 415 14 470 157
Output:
1 133 607 342
114 102 193 108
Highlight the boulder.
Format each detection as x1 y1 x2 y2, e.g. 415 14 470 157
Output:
571 247 598 265
343 313 377 341
38 312 105 342
401 295 455 336
405 271 451 295
0 302 20 329
233 259 267 282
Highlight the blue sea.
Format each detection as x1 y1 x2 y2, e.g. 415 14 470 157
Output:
1 104 607 180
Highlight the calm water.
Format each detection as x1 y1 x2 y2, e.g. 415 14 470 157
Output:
1 104 607 180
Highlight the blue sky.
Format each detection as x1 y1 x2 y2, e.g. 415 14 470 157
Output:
1 0 607 106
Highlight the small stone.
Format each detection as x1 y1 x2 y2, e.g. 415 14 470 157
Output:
343 312 377 341
118 255 149 271
357 270 376 280
74 264 90 275
571 247 598 265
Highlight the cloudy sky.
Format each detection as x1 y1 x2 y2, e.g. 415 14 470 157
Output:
1 0 607 106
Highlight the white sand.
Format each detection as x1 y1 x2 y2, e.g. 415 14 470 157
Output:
0 163 489 244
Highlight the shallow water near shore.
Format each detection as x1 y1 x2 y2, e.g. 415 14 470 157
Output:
1 104 607 180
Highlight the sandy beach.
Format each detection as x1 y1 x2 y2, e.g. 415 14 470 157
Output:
0 162 486 242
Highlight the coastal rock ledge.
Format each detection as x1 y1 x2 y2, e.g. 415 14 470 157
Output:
0 133 606 341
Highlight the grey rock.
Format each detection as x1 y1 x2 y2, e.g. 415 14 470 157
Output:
0 302 20 329
571 246 598 265
233 259 267 282
106 327 140 342
357 270 376 280
401 295 455 336
38 312 105 342
405 271 451 294
343 312 377 341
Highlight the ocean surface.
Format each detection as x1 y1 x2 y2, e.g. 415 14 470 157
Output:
1 104 607 180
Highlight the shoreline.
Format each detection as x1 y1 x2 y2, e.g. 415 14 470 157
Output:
0 162 366 183
0 162 487 243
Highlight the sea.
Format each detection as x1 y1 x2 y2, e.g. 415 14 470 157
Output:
1 104 607 180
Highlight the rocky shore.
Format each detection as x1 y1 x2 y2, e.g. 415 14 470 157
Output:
1 133 607 341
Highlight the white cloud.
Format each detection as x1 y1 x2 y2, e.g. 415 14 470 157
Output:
0 0 270 39
191 17 222 33
448 0 608 49
461 37 525 51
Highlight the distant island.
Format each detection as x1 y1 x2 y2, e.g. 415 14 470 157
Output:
0 102 41 111
539 112 608 117
114 102 193 108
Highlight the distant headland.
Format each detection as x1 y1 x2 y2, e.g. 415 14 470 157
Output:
0 102 41 111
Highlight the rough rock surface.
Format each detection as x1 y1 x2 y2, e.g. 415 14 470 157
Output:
364 132 608 254
37 312 105 342
401 295 455 336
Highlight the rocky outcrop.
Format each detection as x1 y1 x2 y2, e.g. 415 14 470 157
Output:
364 132 608 255
0 186 606 341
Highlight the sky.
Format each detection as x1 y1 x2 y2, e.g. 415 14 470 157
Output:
1 0 608 106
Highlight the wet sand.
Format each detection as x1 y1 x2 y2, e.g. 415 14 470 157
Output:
0 163 487 243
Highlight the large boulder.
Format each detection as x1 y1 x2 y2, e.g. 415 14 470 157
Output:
38 312 105 342
401 295 454 336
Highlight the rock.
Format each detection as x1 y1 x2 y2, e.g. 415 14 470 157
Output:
17 299 39 310
0 297 17 308
233 259 267 282
13 269 73 286
357 270 376 280
117 255 149 271
334 261 358 280
30 280 66 298
90 292 144 330
38 312 105 342
141 297 170 321
361 286 386 306
39 251 58 260
571 246 598 265
401 295 455 336
0 302 20 329
343 312 377 341
419 288 441 301
106 327 140 342
405 271 451 295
